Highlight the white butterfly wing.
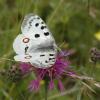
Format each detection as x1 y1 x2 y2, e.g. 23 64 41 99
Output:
14 51 56 69
13 34 33 54
30 51 57 68
13 14 58 69
21 13 51 36
14 54 31 62
13 34 25 54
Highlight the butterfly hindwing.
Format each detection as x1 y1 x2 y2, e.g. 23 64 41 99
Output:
14 51 56 68
13 34 33 54
30 52 56 68
14 54 31 62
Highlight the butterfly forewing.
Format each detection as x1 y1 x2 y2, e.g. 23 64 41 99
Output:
21 14 50 35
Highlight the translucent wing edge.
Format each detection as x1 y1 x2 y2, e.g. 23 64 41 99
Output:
21 13 39 32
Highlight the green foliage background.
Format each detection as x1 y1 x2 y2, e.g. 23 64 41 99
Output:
0 0 100 100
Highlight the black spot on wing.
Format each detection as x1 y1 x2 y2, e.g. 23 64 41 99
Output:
29 22 32 26
44 32 49 36
41 22 44 24
41 26 46 30
45 60 48 63
49 54 54 56
29 19 34 26
49 58 55 60
40 54 45 57
37 17 40 19
25 46 29 53
34 34 40 38
35 23 39 27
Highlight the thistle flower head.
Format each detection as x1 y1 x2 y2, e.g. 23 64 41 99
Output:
19 51 76 92
4 65 23 82
90 47 100 63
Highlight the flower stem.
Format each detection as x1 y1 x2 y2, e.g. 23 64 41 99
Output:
44 77 49 100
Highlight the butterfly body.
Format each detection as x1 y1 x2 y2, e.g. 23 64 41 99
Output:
13 14 57 69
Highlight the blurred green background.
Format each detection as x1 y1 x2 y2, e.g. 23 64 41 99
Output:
0 0 100 100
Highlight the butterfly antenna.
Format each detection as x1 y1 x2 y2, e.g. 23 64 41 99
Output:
56 46 65 55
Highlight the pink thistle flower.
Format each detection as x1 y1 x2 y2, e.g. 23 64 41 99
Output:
20 63 31 74
48 80 55 90
28 79 40 92
58 80 65 91
20 51 76 92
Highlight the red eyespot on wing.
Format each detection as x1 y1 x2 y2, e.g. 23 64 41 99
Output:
23 38 30 43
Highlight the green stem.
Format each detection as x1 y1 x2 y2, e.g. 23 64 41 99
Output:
92 62 96 77
87 0 90 14
44 78 49 100
47 0 64 25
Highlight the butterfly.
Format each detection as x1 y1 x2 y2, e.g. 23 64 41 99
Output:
13 13 57 69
